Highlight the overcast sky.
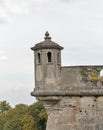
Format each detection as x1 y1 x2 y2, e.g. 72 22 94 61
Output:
0 0 103 107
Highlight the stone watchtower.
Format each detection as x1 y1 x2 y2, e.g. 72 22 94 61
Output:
31 32 103 130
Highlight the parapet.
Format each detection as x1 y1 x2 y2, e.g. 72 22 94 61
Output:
31 65 103 97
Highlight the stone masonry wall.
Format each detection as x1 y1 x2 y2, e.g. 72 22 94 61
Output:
46 96 103 130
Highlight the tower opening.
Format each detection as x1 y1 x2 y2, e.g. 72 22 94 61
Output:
47 52 52 62
37 53 41 63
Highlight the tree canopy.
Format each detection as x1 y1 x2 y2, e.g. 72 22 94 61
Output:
0 101 47 130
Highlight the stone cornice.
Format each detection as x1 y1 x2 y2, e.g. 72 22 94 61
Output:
31 89 103 96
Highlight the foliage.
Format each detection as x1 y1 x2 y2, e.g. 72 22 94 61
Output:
100 76 103 82
28 101 47 130
81 68 99 81
91 69 98 81
22 114 34 130
80 69 88 77
3 118 23 130
0 101 47 130
0 101 11 114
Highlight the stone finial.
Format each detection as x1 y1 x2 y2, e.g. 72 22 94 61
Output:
44 31 51 40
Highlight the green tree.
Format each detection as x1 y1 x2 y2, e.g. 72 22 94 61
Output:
28 101 47 130
0 101 47 130
0 114 6 130
39 109 47 130
4 103 36 130
3 117 23 130
0 101 11 114
22 114 34 130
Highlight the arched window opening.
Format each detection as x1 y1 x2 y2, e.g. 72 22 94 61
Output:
37 53 41 63
47 52 52 62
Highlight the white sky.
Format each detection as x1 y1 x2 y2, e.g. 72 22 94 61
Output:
0 0 103 107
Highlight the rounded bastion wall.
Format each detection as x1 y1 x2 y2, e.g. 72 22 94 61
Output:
46 96 103 130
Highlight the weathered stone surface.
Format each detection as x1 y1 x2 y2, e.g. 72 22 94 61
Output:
31 32 103 130
45 97 103 130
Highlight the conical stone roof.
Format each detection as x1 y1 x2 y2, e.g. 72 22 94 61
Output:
31 31 63 51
